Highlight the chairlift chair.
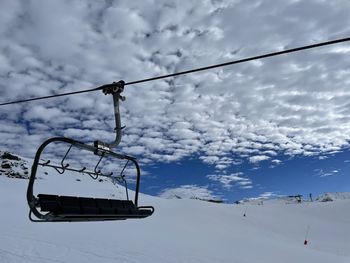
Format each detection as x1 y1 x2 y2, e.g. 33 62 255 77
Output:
27 81 154 222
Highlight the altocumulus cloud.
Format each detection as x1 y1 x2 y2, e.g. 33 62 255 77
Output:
207 172 253 190
0 0 350 181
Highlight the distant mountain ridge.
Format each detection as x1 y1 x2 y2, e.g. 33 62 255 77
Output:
0 151 29 179
316 192 350 202
239 192 350 205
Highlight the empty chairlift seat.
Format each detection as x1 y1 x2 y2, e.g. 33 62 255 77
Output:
27 137 154 222
37 194 153 220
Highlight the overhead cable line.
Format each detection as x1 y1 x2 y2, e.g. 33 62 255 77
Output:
0 37 349 107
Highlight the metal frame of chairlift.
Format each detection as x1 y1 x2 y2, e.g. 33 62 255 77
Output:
27 81 154 222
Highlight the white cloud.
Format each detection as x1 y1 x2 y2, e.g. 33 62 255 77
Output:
207 172 253 190
24 106 64 122
314 168 340 178
241 185 253 189
249 155 270 164
244 192 279 201
258 192 278 199
158 185 220 200
271 159 281 165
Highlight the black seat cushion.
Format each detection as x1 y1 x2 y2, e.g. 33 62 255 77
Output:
80 197 99 214
37 194 60 213
36 194 150 218
95 198 114 214
60 196 80 214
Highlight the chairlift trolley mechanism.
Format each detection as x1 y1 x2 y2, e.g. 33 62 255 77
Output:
27 81 154 222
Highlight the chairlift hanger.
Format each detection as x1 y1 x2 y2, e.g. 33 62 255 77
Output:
27 80 154 222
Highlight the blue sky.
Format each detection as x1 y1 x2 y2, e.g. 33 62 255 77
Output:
0 0 350 202
138 148 350 202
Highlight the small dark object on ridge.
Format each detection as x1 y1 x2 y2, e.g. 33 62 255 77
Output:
2 152 20 161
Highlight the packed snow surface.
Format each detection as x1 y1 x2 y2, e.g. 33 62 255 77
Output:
0 170 350 262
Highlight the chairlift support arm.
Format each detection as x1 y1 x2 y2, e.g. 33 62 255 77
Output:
94 80 125 152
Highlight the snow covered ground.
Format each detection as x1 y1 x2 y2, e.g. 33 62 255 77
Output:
0 153 349 262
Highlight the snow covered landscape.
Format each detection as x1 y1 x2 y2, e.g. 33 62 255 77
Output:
1 1 350 262
0 151 349 263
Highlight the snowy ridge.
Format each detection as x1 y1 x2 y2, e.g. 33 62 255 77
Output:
239 193 350 206
0 151 29 179
316 192 350 202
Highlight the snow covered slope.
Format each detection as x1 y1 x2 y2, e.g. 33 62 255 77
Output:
0 156 350 262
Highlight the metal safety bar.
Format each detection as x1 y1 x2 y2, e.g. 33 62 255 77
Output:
38 161 121 181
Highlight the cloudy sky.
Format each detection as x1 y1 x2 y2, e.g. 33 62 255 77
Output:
1 0 350 202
